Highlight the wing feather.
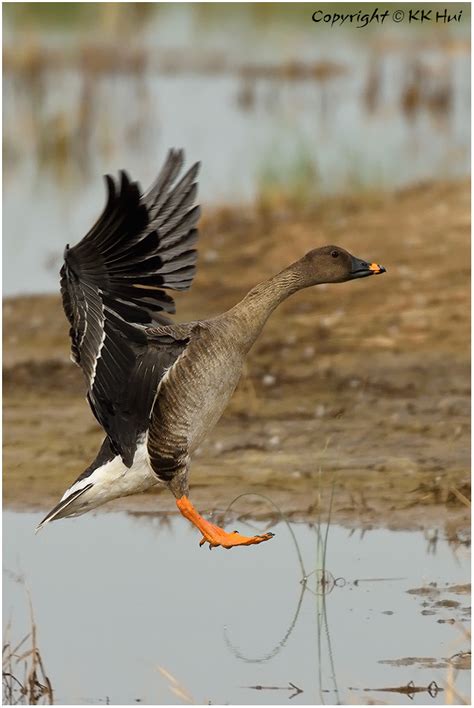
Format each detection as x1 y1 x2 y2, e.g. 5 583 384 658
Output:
145 149 185 218
60 150 200 464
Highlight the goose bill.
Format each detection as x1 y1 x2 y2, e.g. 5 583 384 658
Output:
350 256 386 279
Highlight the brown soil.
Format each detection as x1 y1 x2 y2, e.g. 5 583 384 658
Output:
3 180 470 536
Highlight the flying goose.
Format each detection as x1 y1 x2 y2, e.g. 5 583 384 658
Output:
37 149 386 548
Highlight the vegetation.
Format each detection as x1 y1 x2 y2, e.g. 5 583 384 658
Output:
3 591 53 705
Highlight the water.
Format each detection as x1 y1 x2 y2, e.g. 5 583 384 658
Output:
3 510 470 704
3 32 470 296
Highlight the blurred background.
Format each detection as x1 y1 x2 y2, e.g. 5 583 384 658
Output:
3 2 470 295
3 4 471 705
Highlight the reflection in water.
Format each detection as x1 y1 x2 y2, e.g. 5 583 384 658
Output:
245 680 303 700
3 511 470 704
348 678 443 700
316 589 340 705
222 492 308 578
314 489 340 705
4 41 469 192
224 581 306 664
4 23 471 298
222 491 309 664
221 490 343 706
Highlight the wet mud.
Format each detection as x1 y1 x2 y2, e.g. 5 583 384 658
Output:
4 181 470 539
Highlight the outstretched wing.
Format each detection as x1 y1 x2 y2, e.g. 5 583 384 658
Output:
60 149 200 465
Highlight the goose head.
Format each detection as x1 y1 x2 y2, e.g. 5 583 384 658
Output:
301 245 386 285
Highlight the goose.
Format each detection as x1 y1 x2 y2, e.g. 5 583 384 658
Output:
36 149 386 548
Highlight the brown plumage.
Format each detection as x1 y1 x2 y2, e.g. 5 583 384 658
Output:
37 150 386 549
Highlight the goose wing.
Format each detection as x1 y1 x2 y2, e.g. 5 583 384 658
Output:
60 149 200 465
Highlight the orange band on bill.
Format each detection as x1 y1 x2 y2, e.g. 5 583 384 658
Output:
369 262 383 272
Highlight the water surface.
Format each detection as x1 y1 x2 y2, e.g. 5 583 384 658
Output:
3 31 470 296
3 511 470 704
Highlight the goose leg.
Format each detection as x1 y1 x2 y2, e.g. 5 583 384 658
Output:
175 496 275 549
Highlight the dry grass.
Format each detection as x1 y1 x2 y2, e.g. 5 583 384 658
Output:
448 486 471 508
156 666 194 704
3 591 53 705
443 622 471 704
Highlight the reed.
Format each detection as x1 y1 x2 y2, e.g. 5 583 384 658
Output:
2 590 53 705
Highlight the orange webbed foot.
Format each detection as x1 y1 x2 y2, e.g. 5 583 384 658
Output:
198 526 275 550
176 496 275 550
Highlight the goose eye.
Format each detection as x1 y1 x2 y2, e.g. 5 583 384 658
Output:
331 250 339 258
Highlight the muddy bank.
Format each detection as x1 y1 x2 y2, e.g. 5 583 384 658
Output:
3 180 470 535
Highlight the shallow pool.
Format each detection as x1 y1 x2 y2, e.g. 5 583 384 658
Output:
3 510 470 704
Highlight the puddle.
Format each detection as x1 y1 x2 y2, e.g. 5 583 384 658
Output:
3 510 470 704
